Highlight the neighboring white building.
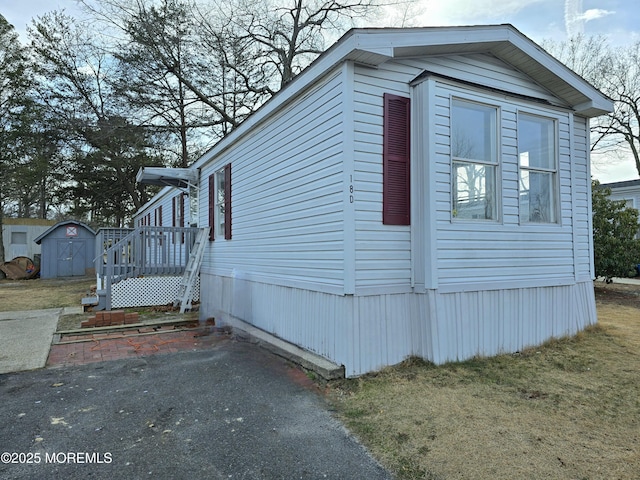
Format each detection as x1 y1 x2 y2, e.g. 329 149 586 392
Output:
601 179 640 239
135 25 614 376
1 218 56 262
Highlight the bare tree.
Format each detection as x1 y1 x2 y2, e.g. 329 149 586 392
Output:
212 0 383 88
82 0 386 140
543 35 640 177
592 42 640 177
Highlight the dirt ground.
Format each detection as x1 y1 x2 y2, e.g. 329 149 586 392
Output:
593 279 640 308
0 276 196 329
0 276 95 312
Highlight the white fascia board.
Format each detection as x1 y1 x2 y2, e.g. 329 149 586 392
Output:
351 25 511 50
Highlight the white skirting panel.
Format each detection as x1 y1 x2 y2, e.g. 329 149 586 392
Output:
423 281 597 365
111 275 200 309
200 273 596 377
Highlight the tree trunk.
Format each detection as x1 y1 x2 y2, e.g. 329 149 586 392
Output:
0 199 6 268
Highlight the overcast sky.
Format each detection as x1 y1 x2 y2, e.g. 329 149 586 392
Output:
2 0 639 182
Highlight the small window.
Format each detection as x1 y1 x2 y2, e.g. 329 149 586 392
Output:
451 99 498 220
208 164 231 241
173 194 185 243
518 113 557 223
214 168 225 237
11 232 27 245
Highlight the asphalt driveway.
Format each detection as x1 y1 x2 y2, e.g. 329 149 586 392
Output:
0 338 391 479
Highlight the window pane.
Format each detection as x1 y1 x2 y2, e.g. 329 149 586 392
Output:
216 170 225 236
518 114 555 170
519 171 556 223
452 100 496 162
11 232 27 244
453 162 497 220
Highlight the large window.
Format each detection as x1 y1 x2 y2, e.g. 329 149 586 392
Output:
451 99 498 220
518 113 557 223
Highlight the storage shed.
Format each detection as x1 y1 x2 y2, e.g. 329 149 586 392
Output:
134 25 614 376
34 221 97 278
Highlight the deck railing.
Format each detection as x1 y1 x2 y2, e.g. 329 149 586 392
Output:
98 226 201 309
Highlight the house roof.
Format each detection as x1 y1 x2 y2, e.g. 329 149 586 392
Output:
335 26 613 117
34 220 97 244
189 24 614 172
600 179 640 189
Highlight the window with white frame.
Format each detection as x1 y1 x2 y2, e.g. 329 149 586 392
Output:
518 113 557 223
451 98 498 220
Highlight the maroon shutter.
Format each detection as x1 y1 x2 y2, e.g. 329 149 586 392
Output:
208 174 215 241
383 93 411 225
224 163 232 240
180 193 186 227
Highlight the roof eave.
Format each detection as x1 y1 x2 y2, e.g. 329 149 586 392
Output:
345 26 613 118
185 25 613 171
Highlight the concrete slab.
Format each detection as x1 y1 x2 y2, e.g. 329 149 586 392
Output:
221 314 345 380
0 308 62 374
595 277 640 286
612 277 640 285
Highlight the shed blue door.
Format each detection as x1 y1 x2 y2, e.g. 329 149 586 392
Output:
56 240 86 276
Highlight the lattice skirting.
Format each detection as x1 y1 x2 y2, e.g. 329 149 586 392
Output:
111 275 200 309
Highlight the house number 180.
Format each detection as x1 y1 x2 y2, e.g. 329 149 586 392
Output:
349 175 354 203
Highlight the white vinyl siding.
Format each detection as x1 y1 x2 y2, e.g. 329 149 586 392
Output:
404 53 567 106
135 187 175 227
572 116 593 279
351 52 582 292
199 71 346 293
431 81 577 288
353 62 415 292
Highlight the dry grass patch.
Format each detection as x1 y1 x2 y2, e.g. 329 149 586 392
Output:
329 302 640 479
0 277 95 312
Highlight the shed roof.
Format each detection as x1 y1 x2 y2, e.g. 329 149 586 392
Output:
2 218 57 227
189 24 614 171
34 220 97 244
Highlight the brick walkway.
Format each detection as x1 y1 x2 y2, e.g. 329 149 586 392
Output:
47 324 229 367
